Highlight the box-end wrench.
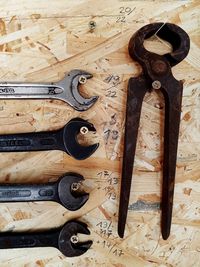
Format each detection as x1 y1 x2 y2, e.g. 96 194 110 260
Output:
0 69 98 111
0 173 88 211
0 221 92 257
0 117 99 160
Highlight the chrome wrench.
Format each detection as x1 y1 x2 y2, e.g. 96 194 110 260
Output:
0 69 98 111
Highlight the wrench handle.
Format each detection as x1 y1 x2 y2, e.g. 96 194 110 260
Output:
0 130 64 152
0 183 59 203
0 230 59 249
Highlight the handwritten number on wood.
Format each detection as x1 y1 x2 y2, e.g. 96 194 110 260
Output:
116 6 135 23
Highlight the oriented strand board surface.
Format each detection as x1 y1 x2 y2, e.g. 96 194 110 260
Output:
0 1 199 266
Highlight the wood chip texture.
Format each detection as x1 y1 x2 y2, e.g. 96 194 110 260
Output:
0 1 199 266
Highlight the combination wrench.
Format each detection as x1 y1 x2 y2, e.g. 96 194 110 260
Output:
0 69 98 111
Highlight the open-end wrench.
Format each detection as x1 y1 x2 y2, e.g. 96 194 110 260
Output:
0 69 98 111
0 117 99 160
0 221 92 257
0 173 88 211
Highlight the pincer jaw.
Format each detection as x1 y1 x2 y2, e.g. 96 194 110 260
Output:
128 22 190 67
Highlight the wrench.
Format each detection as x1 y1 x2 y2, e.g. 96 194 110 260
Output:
0 69 98 111
0 173 88 211
0 117 99 160
0 221 92 257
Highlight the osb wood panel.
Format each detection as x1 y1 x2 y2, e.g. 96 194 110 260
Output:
0 0 199 266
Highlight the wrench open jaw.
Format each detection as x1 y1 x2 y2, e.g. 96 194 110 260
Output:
0 173 89 211
0 117 99 160
57 69 99 111
0 221 93 257
59 221 93 257
57 173 89 211
0 69 98 111
118 23 190 240
63 117 99 160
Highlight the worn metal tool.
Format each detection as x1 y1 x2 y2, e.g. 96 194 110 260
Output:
0 173 88 211
0 220 92 257
118 22 190 240
0 69 98 111
0 117 99 160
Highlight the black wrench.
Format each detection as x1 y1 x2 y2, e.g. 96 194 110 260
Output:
0 118 99 160
0 221 92 257
0 173 88 211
